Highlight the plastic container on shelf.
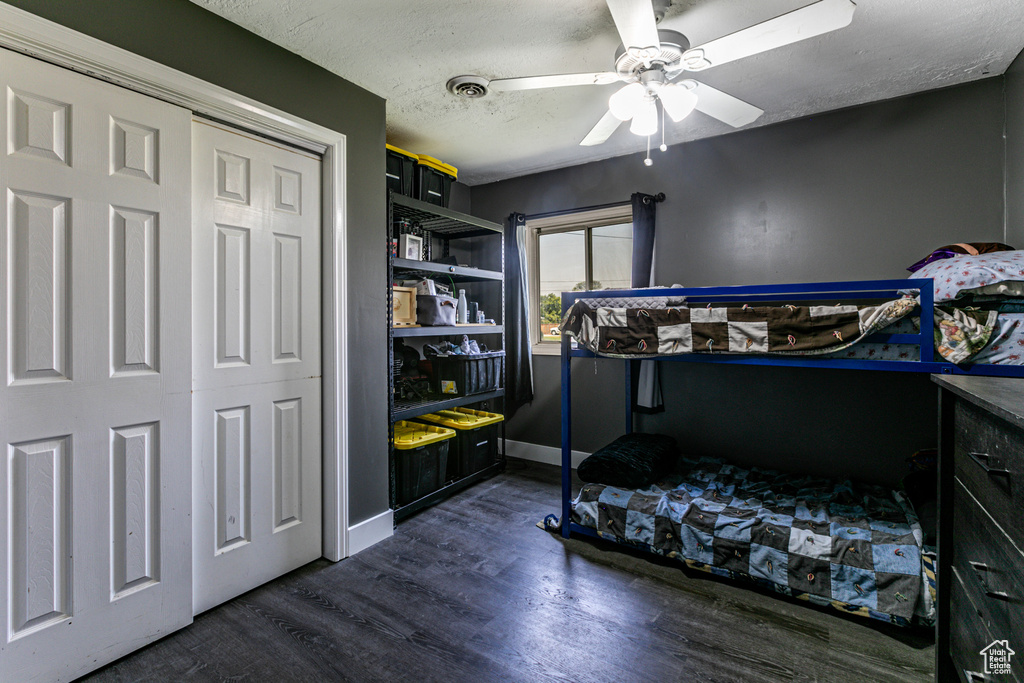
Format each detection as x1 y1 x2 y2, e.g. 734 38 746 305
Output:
386 144 418 197
433 350 504 396
414 155 457 207
391 421 454 505
415 408 503 479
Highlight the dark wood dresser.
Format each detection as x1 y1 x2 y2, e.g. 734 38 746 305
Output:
934 375 1024 683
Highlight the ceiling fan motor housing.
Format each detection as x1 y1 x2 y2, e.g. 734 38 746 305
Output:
614 29 690 81
651 0 672 23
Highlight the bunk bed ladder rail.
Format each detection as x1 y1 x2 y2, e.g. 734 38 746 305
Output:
919 278 935 364
560 314 572 539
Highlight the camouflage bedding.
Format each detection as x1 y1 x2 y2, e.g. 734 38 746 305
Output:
571 457 935 627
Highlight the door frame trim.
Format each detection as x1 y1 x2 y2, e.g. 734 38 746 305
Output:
0 4 352 561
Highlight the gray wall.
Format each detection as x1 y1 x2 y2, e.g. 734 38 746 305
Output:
1007 49 1024 247
471 77 1008 485
450 181 472 215
6 0 391 524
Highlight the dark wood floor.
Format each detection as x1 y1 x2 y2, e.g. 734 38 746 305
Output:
82 459 934 682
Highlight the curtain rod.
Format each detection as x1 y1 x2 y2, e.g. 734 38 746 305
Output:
525 193 664 221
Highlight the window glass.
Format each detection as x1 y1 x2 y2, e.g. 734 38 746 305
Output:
591 222 633 291
538 230 585 341
528 205 633 351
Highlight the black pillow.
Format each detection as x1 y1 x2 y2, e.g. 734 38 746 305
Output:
576 433 678 489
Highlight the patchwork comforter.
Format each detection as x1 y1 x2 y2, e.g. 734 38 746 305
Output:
560 296 1000 364
572 457 935 627
560 297 920 358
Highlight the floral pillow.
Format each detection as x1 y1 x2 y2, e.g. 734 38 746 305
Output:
910 251 1024 302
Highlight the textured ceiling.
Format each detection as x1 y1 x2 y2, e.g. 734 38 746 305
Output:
191 0 1024 185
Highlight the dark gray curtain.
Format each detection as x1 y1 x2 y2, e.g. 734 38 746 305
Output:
504 212 534 418
631 192 657 287
630 192 664 413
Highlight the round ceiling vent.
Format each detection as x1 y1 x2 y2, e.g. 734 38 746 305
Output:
447 75 489 98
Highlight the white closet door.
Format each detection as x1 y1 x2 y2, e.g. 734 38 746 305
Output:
0 50 192 681
191 119 322 614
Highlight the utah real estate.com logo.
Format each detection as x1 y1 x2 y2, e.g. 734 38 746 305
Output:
980 640 1015 676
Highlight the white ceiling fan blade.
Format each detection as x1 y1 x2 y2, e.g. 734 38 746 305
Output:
580 109 624 146
657 83 698 122
690 81 763 128
605 0 661 52
488 72 619 92
682 0 856 71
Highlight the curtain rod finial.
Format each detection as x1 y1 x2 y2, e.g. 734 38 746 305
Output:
654 192 666 202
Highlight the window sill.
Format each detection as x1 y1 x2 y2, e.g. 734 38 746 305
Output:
531 342 565 356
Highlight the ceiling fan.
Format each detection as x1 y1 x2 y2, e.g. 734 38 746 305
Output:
447 0 856 160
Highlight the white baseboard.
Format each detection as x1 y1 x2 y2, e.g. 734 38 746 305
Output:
346 509 393 557
505 439 589 469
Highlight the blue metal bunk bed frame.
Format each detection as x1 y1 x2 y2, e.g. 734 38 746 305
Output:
557 278 1024 540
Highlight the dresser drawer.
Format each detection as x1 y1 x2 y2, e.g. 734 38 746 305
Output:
952 478 1024 683
954 399 1024 548
950 566 998 683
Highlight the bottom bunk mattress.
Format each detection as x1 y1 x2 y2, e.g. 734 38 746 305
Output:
571 457 935 628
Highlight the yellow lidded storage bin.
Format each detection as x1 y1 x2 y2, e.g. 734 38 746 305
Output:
415 155 458 180
391 421 454 505
385 144 418 197
392 420 454 449
386 143 418 160
414 154 458 207
417 407 503 429
415 408 502 480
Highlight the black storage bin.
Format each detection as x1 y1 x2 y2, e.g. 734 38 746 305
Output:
414 155 456 207
392 421 452 506
414 408 504 479
386 144 417 197
433 351 504 396
452 422 499 478
422 421 499 480
395 442 449 506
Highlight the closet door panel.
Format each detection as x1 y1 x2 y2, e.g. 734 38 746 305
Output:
191 120 322 614
0 49 192 683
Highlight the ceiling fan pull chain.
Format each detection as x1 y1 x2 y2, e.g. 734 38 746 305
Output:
644 134 653 166
659 103 667 152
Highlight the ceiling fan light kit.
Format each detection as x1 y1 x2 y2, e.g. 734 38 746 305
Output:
449 0 856 165
608 81 646 121
629 95 659 136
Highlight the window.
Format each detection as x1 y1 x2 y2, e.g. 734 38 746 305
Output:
527 205 633 353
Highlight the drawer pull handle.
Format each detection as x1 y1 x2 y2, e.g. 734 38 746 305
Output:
969 451 1011 477
969 561 1011 601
